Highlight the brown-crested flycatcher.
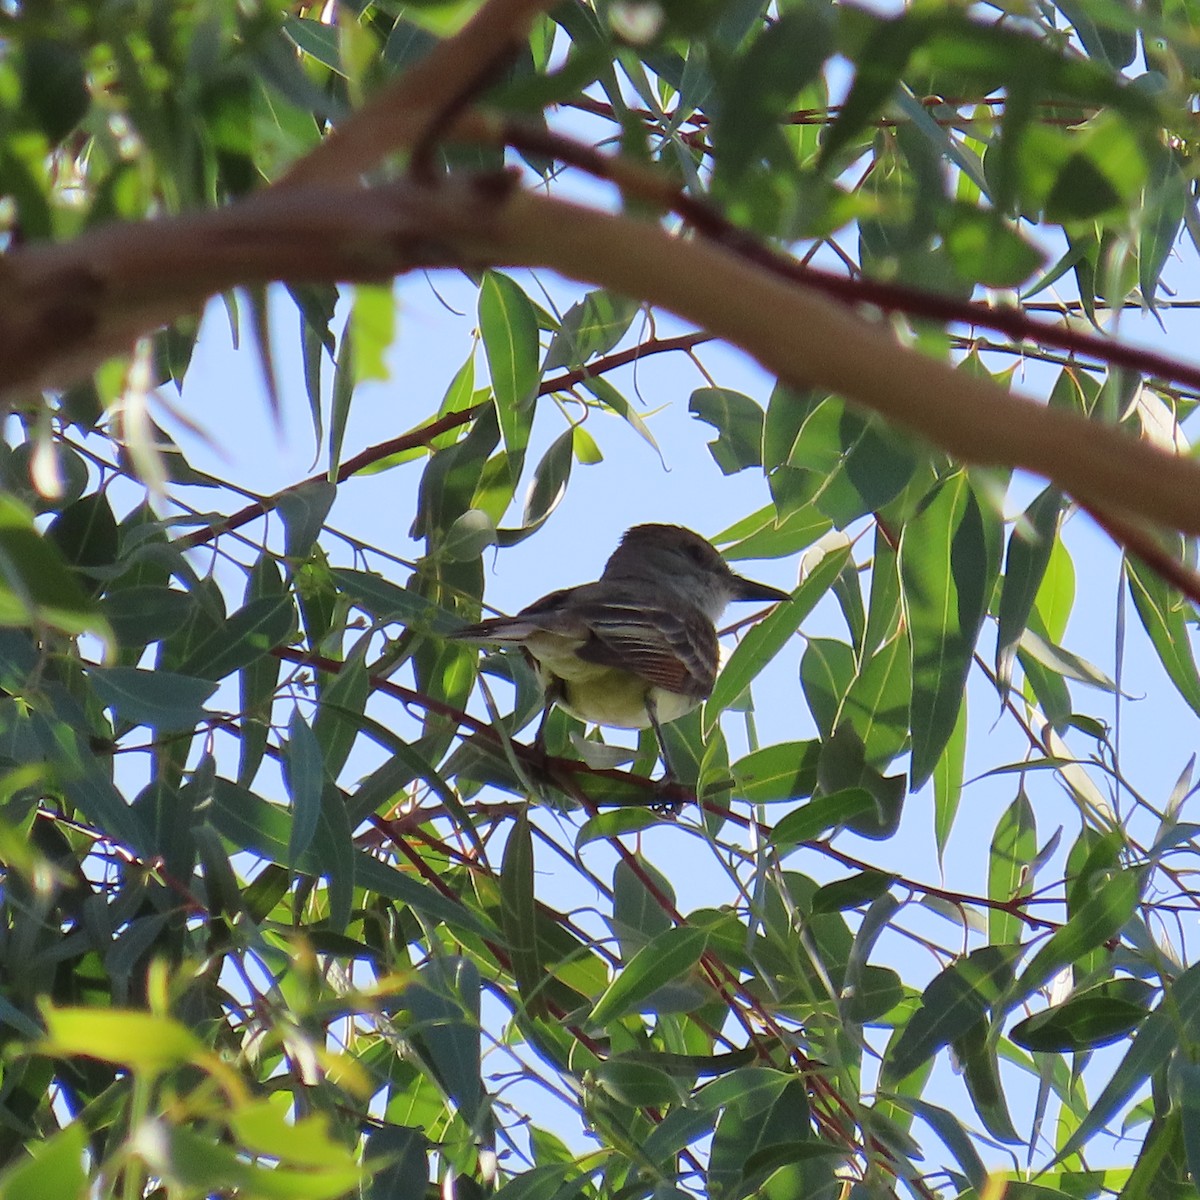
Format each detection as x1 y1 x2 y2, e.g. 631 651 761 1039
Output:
450 524 791 778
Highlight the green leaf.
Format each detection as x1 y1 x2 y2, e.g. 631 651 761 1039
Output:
884 946 1019 1082
609 859 676 960
441 508 497 561
576 806 661 845
313 648 369 779
1054 0 1137 66
100 585 196 649
46 492 119 592
768 790 880 849
313 776 355 933
89 666 217 733
479 271 540 471
206 777 490 936
709 1076 813 1198
820 15 927 169
284 15 344 72
1127 552 1200 719
932 695 967 865
689 388 764 475
364 1127 428 1200
177 593 294 682
239 555 286 787
997 487 1063 693
774 399 921 527
816 725 905 840
291 283 337 445
334 568 459 634
706 543 848 729
713 6 835 185
41 1006 202 1074
895 1097 987 1192
718 503 833 562
543 289 638 369
506 428 573 540
941 204 1044 287
988 789 1036 946
1012 868 1142 1003
1172 1058 1200 1193
284 708 325 869
501 808 544 1015
952 1018 1021 1144
901 475 992 789
1011 980 1154 1052
329 311 355 475
593 1057 682 1109
277 480 336 561
732 740 821 804
1045 114 1147 222
811 869 896 913
58 733 151 854
352 282 395 383
0 495 110 639
405 958 483 1127
0 1120 87 1200
1056 964 1200 1162
1140 150 1187 308
590 925 709 1025
800 638 856 740
841 630 912 767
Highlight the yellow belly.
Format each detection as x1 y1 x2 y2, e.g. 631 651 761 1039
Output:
523 632 697 730
557 672 697 729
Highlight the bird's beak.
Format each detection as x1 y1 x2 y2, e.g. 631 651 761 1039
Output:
728 572 792 604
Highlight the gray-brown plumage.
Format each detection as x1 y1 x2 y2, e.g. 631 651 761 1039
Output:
449 525 790 773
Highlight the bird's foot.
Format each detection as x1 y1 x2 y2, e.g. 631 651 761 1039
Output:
650 774 693 817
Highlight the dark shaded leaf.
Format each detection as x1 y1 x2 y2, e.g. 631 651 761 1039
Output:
812 870 896 913
0 496 109 638
885 946 1019 1082
90 666 216 734
901 475 993 789
690 388 764 475
1011 979 1154 1052
501 808 543 1016
177 594 295 682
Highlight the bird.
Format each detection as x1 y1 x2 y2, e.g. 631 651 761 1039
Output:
448 524 791 779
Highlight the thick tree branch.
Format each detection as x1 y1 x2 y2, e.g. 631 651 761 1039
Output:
6 176 1200 536
0 175 510 395
492 189 1200 536
497 120 1200 395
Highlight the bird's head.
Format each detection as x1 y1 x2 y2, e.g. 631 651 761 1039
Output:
602 524 791 619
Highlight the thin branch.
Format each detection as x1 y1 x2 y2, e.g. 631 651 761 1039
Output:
179 401 486 551
180 331 707 551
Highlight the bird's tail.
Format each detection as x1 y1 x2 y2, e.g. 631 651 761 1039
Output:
446 616 541 645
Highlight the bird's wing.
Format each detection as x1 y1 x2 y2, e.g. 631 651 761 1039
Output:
570 595 718 700
449 583 717 701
